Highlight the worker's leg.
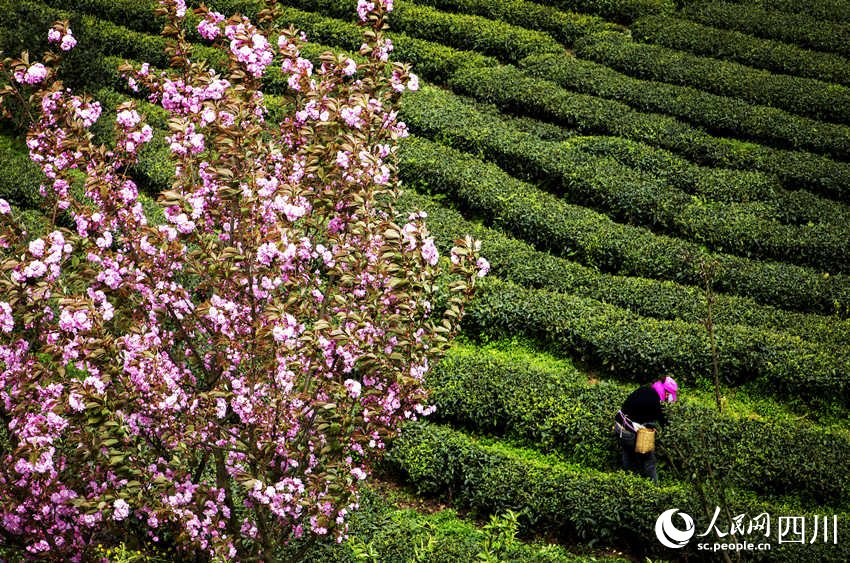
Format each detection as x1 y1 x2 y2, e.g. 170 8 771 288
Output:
639 451 658 485
619 434 637 473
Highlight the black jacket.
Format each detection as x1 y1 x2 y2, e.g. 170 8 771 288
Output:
617 386 666 428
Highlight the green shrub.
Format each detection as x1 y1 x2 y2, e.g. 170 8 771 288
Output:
449 62 850 202
0 135 44 210
542 135 850 226
464 278 850 412
521 53 850 161
0 1 225 91
630 15 850 88
426 345 850 507
400 86 850 273
687 0 850 27
290 487 595 563
574 31 850 126
398 190 850 348
269 6 497 83
272 0 562 63
402 0 622 45
37 0 167 35
397 135 850 315
533 0 675 25
684 1 850 58
384 423 850 561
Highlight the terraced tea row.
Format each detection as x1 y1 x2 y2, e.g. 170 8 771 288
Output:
450 64 850 200
385 422 850 562
630 15 850 86
574 32 850 125
683 1 850 57
401 86 850 272
521 53 850 160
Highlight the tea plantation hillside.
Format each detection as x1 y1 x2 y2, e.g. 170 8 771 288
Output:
1 0 848 560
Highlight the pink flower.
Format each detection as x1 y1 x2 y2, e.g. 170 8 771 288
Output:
68 392 85 412
0 198 10 214
116 109 141 128
350 467 367 480
18 63 47 85
476 257 490 277
342 58 357 76
47 29 61 42
344 379 362 399
420 238 439 266
28 238 45 257
113 498 130 521
0 302 13 333
198 11 224 40
60 32 77 51
357 0 375 21
407 73 419 92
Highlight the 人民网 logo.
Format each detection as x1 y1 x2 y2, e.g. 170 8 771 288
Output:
656 508 696 548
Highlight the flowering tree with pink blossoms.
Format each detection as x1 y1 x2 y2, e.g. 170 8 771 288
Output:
0 0 487 559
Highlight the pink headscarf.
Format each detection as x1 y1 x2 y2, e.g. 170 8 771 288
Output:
652 376 678 403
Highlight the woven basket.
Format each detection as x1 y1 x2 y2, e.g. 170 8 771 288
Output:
635 427 656 454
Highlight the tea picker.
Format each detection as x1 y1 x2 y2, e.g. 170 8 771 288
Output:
612 377 678 485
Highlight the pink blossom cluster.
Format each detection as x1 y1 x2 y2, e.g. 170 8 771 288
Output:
225 19 274 78
197 11 224 40
70 96 102 127
14 63 47 85
10 230 72 284
47 26 76 51
0 301 12 333
281 55 314 92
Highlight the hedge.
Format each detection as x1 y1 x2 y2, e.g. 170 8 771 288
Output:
464 278 850 412
268 6 498 84
265 0 563 64
702 0 850 26
399 0 622 46
631 15 850 88
296 487 587 563
440 116 850 227
402 87 777 206
683 1 850 59
448 63 850 202
538 135 850 226
528 0 675 25
574 31 850 126
521 53 850 161
0 135 45 211
385 423 850 562
198 3 503 85
426 345 850 508
397 136 850 315
0 1 226 92
400 86 850 273
398 190 850 349
37 0 168 35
